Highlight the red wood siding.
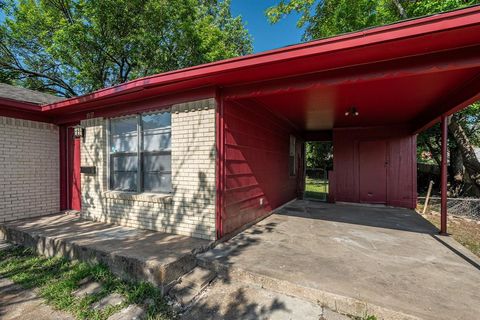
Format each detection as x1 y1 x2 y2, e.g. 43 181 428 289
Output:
222 99 302 235
332 126 416 209
387 135 417 208
358 140 388 204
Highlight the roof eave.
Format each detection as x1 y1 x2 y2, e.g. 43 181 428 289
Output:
42 5 480 113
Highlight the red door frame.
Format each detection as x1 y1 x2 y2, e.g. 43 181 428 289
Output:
59 124 81 211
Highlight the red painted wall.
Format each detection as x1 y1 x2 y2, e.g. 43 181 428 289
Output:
332 126 417 209
222 99 303 235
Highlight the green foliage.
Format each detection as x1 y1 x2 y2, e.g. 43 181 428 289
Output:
0 0 252 96
266 0 480 40
418 102 480 166
401 0 480 17
305 141 333 169
0 246 172 320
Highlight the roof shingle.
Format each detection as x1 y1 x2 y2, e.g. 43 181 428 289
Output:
0 83 64 105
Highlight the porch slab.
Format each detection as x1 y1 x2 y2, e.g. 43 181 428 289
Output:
199 200 480 320
0 213 210 291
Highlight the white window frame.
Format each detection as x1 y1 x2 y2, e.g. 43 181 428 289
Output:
107 110 172 194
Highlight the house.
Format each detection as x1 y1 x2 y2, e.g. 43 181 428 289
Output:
1 6 480 240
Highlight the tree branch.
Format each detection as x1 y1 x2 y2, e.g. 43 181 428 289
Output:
1 61 77 97
392 0 408 19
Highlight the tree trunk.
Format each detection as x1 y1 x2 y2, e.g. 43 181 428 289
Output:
448 118 480 193
448 144 464 197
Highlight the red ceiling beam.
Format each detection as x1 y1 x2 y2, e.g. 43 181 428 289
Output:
413 73 480 134
223 45 480 100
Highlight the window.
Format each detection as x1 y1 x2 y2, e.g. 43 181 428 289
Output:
289 135 296 176
109 111 171 193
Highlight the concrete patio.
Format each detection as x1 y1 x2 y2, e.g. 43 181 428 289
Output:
0 213 211 291
198 200 480 320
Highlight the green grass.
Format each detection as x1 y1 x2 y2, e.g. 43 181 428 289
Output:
422 213 480 258
305 177 329 200
0 246 173 320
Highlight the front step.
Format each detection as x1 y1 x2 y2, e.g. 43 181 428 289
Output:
0 214 207 293
196 252 422 320
168 266 216 307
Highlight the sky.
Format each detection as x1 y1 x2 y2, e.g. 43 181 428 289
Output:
230 0 306 53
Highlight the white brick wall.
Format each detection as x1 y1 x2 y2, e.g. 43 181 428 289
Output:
0 117 60 222
80 98 217 240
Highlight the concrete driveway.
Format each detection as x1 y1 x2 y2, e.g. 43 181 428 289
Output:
198 200 480 320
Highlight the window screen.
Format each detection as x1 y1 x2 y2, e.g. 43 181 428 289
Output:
109 111 172 193
110 116 138 191
141 112 172 193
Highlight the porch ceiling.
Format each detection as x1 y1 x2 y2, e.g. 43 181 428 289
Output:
236 66 480 131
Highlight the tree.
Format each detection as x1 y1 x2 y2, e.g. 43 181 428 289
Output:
449 112 480 193
306 142 333 169
0 0 252 96
267 0 480 195
266 0 480 40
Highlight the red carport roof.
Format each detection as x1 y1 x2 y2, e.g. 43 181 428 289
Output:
40 5 480 131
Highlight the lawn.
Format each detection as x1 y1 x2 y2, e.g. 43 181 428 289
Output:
0 246 173 320
304 177 329 200
421 213 480 258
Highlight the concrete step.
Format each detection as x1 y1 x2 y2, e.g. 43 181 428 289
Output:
181 279 353 320
168 266 216 306
0 214 209 293
196 253 422 320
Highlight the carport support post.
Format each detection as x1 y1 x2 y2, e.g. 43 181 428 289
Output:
440 115 448 235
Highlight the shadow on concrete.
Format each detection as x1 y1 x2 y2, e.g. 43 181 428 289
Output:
277 200 439 234
195 200 480 320
182 286 290 320
279 201 480 270
430 235 480 271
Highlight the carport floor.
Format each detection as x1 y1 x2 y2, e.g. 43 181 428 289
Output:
199 200 480 320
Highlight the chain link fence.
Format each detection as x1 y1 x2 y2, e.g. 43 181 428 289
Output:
419 196 480 220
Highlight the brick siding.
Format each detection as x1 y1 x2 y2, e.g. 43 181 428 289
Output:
79 98 216 240
0 117 59 222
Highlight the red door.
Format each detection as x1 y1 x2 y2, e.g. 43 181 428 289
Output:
359 140 387 204
68 128 81 211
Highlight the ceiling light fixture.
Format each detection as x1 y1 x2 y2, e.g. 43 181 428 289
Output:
345 106 359 117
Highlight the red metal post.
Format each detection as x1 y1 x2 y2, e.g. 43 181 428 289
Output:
440 115 448 234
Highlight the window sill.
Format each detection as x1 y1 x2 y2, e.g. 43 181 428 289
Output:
103 191 173 203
